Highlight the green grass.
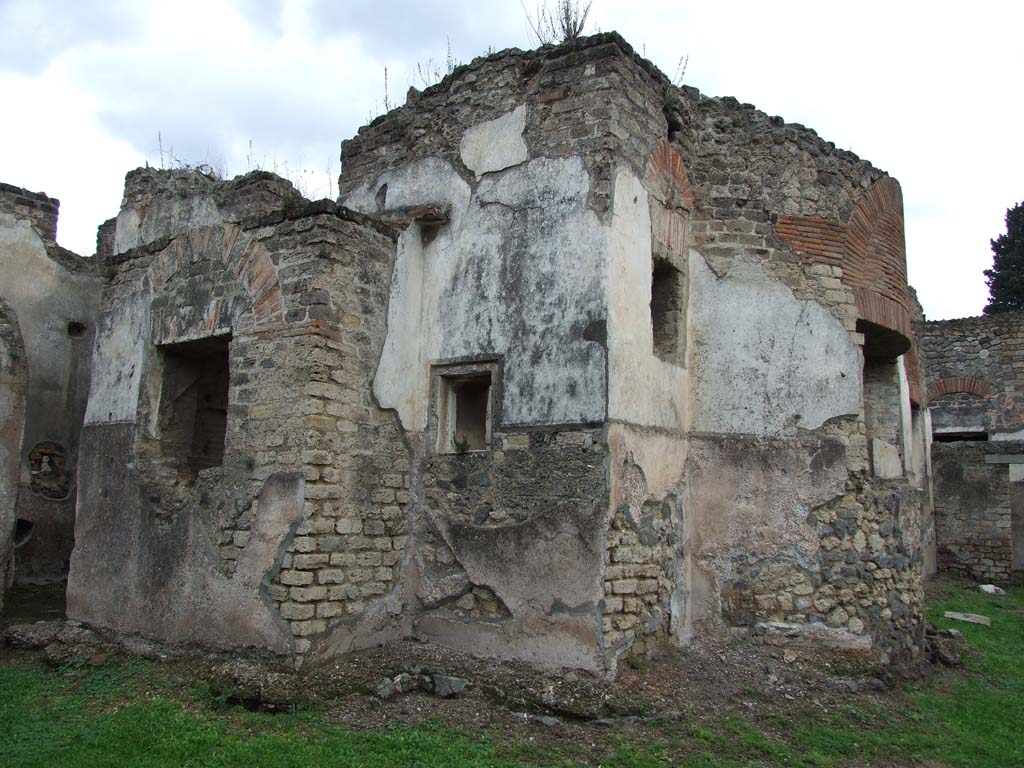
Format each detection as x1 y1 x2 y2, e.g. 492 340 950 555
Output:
2 585 1021 767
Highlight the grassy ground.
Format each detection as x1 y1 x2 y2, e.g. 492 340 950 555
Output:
2 584 1021 767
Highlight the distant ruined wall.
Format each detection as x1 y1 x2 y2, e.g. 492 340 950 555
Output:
917 314 1024 582
918 312 1024 437
0 183 100 584
931 441 1020 582
0 298 28 614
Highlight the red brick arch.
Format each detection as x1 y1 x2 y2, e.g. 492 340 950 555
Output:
774 178 912 342
843 178 910 338
148 224 285 344
927 376 992 401
645 139 694 211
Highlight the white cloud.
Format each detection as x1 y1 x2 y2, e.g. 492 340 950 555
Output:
1 0 1020 318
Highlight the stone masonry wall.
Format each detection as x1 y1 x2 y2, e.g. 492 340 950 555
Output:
70 170 409 662
341 34 668 223
649 44 922 652
918 312 1024 435
931 441 1017 582
603 446 682 662
338 33 924 665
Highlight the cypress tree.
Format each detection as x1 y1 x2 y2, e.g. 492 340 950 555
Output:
984 201 1024 314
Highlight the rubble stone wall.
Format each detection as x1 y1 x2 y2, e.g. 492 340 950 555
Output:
337 33 927 668
931 441 1018 582
22 33 932 673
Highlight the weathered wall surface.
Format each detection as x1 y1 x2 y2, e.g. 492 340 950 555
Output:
604 425 686 666
931 441 1020 582
918 313 1024 436
334 33 929 668
0 298 27 613
0 184 100 583
343 153 607 429
48 34 932 672
69 170 411 663
338 38 647 671
412 428 609 670
688 253 861 437
655 45 926 657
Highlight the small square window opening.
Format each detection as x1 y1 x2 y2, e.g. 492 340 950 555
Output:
440 372 492 453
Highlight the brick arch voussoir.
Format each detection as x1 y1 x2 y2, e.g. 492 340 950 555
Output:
147 224 286 343
926 376 993 401
225 226 285 326
645 139 695 211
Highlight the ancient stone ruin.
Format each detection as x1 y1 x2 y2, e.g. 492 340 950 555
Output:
7 33 1011 675
918 313 1024 582
0 183 100 615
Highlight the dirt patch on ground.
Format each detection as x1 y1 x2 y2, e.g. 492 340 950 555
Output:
2 611 945 766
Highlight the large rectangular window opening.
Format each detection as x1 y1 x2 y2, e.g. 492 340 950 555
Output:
436 367 494 454
651 257 684 363
158 335 230 480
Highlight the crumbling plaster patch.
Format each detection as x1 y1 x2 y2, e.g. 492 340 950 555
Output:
688 252 861 437
344 155 606 430
417 494 607 671
685 434 849 631
67 450 300 655
459 105 529 177
84 291 149 425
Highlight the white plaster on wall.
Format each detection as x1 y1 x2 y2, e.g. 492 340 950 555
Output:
606 169 688 431
992 428 1024 441
0 213 99 437
871 438 903 479
898 357 914 476
84 291 149 425
343 155 607 431
343 157 473 230
459 105 528 177
688 253 861 437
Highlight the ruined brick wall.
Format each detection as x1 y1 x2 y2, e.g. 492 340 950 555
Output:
55 35 930 671
69 170 410 663
642 47 924 654
340 34 670 222
338 36 648 671
917 313 1024 435
334 33 927 668
931 441 1018 582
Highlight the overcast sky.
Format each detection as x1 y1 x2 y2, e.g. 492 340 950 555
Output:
2 0 1021 320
